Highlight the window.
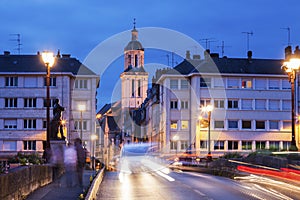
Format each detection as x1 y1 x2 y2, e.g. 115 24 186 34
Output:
170 79 178 90
4 119 17 129
170 100 178 109
228 99 238 109
242 120 252 129
241 79 252 89
241 99 252 110
131 80 135 97
74 120 87 130
24 77 37 87
24 119 36 129
180 101 189 109
5 98 17 108
200 99 211 107
5 77 18 86
23 141 36 150
170 121 178 130
43 120 47 129
255 99 266 110
135 54 138 67
214 141 224 150
227 78 239 89
255 79 266 90
228 120 238 129
282 121 291 130
214 99 224 108
256 121 265 130
43 98 56 107
75 79 87 89
214 121 224 129
282 80 291 90
214 78 224 88
282 100 291 111
228 141 238 150
170 141 177 150
137 80 141 97
181 120 189 129
269 79 279 90
44 77 56 87
282 141 291 150
200 77 211 88
242 141 252 150
269 121 279 130
200 141 207 148
256 141 266 150
269 141 280 150
180 79 188 89
269 100 280 110
180 141 188 150
24 98 37 108
3 141 17 151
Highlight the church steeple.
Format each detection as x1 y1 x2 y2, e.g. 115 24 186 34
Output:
124 18 144 71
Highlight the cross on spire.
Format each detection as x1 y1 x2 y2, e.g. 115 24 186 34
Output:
133 18 136 29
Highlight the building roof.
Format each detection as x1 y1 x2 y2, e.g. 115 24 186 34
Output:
0 53 97 76
154 56 285 81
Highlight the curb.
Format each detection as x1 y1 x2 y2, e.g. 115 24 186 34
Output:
84 166 105 200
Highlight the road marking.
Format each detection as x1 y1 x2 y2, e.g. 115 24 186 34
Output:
156 171 175 182
193 189 206 196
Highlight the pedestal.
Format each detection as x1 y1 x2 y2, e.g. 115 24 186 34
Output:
50 140 67 165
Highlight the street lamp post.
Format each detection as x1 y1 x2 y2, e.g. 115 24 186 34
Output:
42 51 55 157
202 105 213 161
173 135 179 157
78 104 86 144
91 134 98 171
282 46 300 151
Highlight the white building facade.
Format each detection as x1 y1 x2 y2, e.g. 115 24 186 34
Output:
0 52 99 158
151 51 296 157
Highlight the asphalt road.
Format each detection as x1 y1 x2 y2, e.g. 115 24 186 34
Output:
96 169 300 200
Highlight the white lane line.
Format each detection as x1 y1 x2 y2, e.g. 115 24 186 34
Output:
193 189 206 196
156 170 175 182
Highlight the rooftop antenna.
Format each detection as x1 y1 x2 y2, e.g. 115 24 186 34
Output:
242 31 253 51
216 41 231 57
199 38 217 50
9 33 22 54
281 27 291 46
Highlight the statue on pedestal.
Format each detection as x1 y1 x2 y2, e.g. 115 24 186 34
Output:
50 99 65 140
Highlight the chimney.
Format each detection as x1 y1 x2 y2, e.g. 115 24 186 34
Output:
4 51 10 56
193 54 201 60
247 50 252 61
210 53 219 58
204 49 210 60
186 50 191 60
285 46 292 60
62 54 71 58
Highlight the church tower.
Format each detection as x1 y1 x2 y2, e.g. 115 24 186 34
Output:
120 20 148 110
120 20 148 139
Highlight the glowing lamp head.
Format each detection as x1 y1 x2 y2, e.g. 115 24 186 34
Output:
91 134 98 141
283 58 300 72
78 104 86 111
42 51 55 67
202 104 213 112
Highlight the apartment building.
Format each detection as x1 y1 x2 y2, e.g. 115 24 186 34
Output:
0 51 99 158
147 51 296 156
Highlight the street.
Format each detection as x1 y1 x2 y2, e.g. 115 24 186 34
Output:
96 170 300 200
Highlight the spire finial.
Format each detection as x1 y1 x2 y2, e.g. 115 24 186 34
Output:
133 18 136 29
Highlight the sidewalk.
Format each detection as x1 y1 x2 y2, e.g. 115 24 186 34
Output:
26 170 95 200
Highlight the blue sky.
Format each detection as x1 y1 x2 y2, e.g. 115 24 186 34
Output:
1 0 300 108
